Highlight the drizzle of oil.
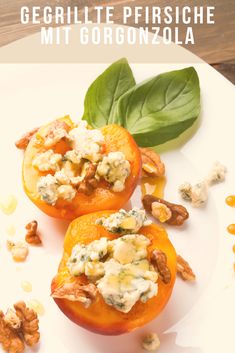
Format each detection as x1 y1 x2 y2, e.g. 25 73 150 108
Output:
227 224 235 235
27 299 45 316
6 225 16 237
21 280 32 293
232 244 235 254
141 176 166 199
226 195 235 207
0 195 18 215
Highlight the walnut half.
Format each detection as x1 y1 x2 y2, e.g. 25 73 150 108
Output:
143 194 189 226
14 302 40 347
77 164 98 196
0 301 40 353
151 249 171 284
0 311 24 353
52 282 97 308
177 255 196 281
15 127 39 150
140 148 165 177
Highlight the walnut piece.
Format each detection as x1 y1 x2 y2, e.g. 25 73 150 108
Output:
0 302 40 353
0 311 24 353
4 309 21 330
151 249 171 284
52 282 97 307
25 220 41 245
143 194 189 226
177 255 196 281
14 302 40 347
77 163 98 196
142 332 160 351
140 148 165 177
15 127 39 150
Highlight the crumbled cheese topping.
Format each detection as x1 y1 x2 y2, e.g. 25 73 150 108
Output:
110 234 150 264
97 258 157 313
37 174 59 205
96 151 130 192
96 208 151 234
57 185 76 201
44 127 68 148
68 237 108 276
68 121 104 163
32 150 62 172
67 232 158 313
64 150 82 164
33 120 131 205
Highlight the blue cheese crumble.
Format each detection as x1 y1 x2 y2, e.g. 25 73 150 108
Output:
37 174 76 205
68 121 104 163
67 233 158 313
96 208 151 234
32 150 62 172
37 174 59 205
179 161 227 208
96 151 130 192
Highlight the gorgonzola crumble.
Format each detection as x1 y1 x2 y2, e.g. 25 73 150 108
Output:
96 208 151 234
96 152 130 192
67 233 158 313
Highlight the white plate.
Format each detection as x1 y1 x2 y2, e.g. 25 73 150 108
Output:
0 28 235 353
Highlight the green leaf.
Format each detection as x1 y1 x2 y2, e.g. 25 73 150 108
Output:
113 67 200 147
82 58 136 127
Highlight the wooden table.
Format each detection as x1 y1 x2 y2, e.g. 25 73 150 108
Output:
0 0 234 83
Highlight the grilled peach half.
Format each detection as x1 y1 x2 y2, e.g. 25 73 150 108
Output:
22 116 141 220
51 211 177 335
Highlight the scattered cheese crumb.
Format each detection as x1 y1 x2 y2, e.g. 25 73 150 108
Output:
206 161 227 185
10 242 29 262
179 161 227 208
142 333 160 351
190 182 209 208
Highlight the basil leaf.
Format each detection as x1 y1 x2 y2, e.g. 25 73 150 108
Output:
113 67 200 147
82 58 136 127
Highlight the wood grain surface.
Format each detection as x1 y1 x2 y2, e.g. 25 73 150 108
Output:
0 0 234 83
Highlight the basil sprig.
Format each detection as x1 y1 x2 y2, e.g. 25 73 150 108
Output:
82 59 200 147
82 58 136 128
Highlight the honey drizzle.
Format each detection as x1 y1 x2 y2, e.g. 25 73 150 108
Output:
226 195 235 207
227 224 235 235
141 176 166 199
